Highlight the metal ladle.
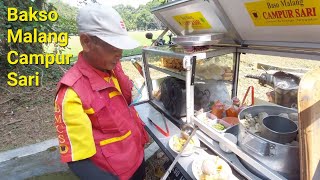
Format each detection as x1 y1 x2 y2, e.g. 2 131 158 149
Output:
180 124 194 139
161 124 198 180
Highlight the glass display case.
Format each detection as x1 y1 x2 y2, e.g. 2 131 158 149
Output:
142 45 237 125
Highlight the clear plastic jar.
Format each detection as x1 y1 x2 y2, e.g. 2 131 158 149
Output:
226 97 240 117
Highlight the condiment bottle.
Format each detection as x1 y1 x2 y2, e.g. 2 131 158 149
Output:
131 59 144 77
226 97 240 117
211 100 224 119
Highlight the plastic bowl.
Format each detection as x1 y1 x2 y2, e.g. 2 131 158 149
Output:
219 133 237 153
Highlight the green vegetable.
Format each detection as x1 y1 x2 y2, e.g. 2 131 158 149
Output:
208 101 215 108
213 123 225 131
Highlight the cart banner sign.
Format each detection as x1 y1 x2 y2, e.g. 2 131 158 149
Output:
245 0 320 26
173 12 212 30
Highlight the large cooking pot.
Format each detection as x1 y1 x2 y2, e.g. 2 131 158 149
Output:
261 116 298 144
238 105 299 180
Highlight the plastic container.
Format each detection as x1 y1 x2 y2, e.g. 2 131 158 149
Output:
225 105 238 117
196 112 217 123
210 119 232 133
196 112 231 132
226 97 240 117
222 117 239 126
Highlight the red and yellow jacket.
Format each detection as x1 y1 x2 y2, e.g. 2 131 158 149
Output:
54 53 148 180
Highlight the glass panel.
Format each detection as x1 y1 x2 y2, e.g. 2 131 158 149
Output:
145 50 235 82
238 54 320 108
194 54 234 111
195 54 234 81
144 51 234 116
120 58 147 104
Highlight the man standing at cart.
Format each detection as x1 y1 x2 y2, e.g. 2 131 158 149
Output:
54 4 149 180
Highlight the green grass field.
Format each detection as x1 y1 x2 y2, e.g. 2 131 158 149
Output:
44 30 170 62
128 30 170 46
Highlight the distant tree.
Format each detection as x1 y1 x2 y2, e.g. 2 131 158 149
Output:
114 5 137 31
0 0 55 75
50 0 78 35
77 0 98 6
136 9 153 30
144 0 165 29
114 0 165 31
0 0 78 79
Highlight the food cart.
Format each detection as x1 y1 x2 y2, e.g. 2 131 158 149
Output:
133 0 320 179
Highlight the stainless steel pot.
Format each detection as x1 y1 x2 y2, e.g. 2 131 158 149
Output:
261 115 298 144
238 105 299 180
172 33 225 46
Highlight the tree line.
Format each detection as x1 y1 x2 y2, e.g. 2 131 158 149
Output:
114 1 165 31
57 0 166 33
51 0 166 34
0 0 165 76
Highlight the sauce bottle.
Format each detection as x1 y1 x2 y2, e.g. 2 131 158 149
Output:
211 100 224 119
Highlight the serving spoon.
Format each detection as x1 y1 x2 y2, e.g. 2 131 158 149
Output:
161 124 198 180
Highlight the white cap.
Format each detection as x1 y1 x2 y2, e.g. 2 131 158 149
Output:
77 3 140 50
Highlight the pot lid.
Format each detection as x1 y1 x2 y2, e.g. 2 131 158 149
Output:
172 33 225 46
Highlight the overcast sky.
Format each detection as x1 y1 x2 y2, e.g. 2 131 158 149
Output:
62 0 152 8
